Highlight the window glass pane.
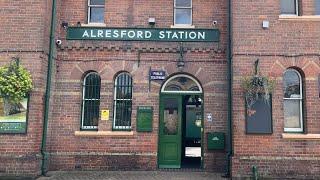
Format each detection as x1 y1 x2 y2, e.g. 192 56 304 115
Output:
176 0 191 7
90 0 104 5
84 73 101 99
175 9 192 25
83 100 99 127
283 70 301 98
163 98 179 135
164 76 200 92
115 100 132 127
281 0 296 14
316 0 320 15
114 73 132 129
284 99 301 128
90 7 104 23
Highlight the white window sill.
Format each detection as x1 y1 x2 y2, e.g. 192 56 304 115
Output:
75 131 133 137
282 133 320 140
279 15 320 21
170 25 195 29
81 23 106 27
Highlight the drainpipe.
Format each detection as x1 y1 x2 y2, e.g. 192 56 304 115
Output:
225 0 233 177
41 0 57 176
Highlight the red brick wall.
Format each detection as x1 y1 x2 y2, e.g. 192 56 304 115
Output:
0 0 53 177
48 0 229 172
232 0 320 178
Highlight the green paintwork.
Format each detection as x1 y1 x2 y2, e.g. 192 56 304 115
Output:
137 106 153 132
67 27 220 42
186 107 201 139
158 95 182 168
207 132 225 150
0 122 26 133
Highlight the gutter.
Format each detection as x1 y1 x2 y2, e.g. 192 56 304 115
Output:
41 0 57 176
225 0 233 177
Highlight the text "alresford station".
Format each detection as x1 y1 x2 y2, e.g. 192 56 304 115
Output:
67 28 220 42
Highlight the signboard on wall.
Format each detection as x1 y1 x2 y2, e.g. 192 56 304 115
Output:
67 27 220 42
245 94 273 134
150 70 166 80
0 97 29 134
137 106 153 132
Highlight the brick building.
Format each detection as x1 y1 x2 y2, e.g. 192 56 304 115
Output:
232 0 320 179
0 0 320 179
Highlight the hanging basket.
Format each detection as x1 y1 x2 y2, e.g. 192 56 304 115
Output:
0 58 33 105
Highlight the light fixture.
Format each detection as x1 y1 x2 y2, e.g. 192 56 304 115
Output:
148 18 156 26
61 21 68 29
177 43 185 71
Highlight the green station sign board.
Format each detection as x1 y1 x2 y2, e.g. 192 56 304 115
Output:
67 27 220 42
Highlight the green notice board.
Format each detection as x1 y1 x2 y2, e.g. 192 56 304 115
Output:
137 106 153 132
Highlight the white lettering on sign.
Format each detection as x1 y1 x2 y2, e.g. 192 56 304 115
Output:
90 30 96 38
97 30 103 37
145 31 152 39
159 31 165 39
82 30 89 38
80 29 207 40
105 30 111 37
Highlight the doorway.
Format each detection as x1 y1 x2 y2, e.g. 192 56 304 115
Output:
158 74 203 169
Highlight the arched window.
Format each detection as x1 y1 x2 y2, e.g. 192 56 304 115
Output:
113 72 133 130
81 72 101 130
283 69 303 132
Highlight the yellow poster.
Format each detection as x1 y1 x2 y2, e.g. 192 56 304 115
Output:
101 110 109 121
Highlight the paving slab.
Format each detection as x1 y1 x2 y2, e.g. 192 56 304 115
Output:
36 171 228 180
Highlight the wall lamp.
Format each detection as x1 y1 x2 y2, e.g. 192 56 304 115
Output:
61 21 68 29
148 18 156 27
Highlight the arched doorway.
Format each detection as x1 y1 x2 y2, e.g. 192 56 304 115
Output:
158 74 203 169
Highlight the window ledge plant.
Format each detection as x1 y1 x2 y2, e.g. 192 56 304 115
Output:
0 58 33 116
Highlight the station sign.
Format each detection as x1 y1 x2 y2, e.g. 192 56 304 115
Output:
67 27 220 42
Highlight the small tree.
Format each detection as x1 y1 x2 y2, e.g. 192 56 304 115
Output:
0 58 33 116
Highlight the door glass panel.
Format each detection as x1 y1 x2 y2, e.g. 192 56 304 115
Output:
163 98 178 135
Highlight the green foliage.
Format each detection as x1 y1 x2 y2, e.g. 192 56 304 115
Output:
0 60 33 103
241 75 275 95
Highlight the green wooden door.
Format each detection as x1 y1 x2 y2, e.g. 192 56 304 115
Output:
158 95 182 168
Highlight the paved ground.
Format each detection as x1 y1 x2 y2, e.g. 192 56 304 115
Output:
36 171 228 180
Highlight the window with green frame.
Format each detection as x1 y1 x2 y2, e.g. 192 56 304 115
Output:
113 72 132 130
81 72 101 130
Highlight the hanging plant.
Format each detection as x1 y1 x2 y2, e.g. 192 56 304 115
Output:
241 59 275 109
0 58 33 115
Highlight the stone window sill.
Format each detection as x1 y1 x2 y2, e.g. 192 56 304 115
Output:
282 133 320 140
279 15 320 21
81 23 106 27
75 131 133 137
170 25 195 29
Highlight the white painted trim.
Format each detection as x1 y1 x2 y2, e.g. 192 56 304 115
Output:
283 69 303 132
161 74 202 93
174 0 193 26
87 0 105 24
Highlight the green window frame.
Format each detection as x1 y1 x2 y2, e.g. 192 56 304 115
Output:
113 72 132 130
81 72 101 130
